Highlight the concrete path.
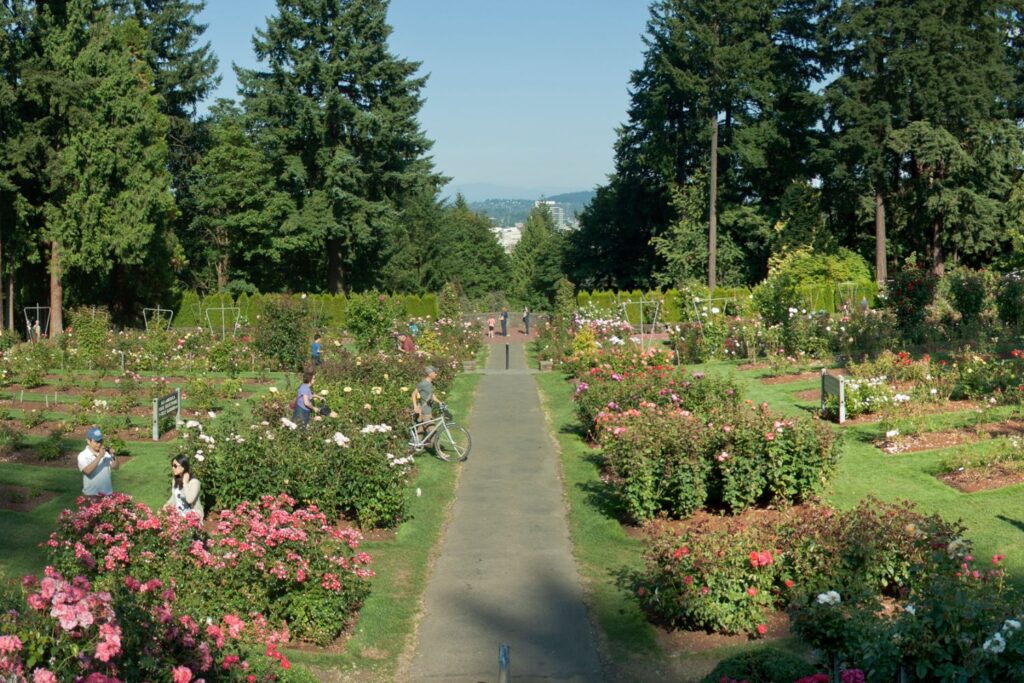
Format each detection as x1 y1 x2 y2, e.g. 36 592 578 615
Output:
407 342 603 682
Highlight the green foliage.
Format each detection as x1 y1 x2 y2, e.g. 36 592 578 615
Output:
438 281 463 321
345 291 404 352
175 291 201 328
66 307 113 369
946 266 991 327
251 296 309 370
511 205 564 309
702 648 815 683
884 262 940 341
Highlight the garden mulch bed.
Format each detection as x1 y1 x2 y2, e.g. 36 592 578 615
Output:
655 608 793 654
0 447 134 468
937 463 1024 493
878 419 1024 454
0 418 176 443
818 400 984 427
0 399 213 420
0 483 58 511
760 369 845 385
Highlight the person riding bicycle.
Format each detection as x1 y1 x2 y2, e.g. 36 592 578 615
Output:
412 365 440 436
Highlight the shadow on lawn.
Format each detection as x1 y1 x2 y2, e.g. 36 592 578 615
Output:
576 452 631 523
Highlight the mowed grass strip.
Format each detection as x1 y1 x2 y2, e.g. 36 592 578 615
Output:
0 438 176 579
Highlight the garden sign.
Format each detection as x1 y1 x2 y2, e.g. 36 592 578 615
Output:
152 388 182 440
820 369 846 423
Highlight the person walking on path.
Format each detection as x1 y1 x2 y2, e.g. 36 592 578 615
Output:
292 371 315 427
500 307 509 337
166 454 204 523
486 316 496 338
523 306 531 335
78 427 117 497
311 334 322 367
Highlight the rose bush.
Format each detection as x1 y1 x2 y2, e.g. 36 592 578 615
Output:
46 493 373 645
0 566 317 682
625 500 963 638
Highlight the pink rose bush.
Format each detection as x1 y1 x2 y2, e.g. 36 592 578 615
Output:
0 567 313 682
46 493 372 645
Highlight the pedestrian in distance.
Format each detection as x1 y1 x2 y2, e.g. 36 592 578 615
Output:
398 333 416 354
293 371 315 427
311 333 322 366
166 454 204 523
78 427 117 498
487 315 496 338
523 307 531 335
500 307 509 337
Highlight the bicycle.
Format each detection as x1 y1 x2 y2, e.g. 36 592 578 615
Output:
408 402 472 462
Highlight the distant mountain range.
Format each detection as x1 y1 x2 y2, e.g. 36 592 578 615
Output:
466 191 597 227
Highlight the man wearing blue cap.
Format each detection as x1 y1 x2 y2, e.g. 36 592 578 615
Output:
78 427 117 497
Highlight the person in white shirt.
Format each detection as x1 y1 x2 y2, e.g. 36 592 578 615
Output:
166 454 203 523
78 427 117 497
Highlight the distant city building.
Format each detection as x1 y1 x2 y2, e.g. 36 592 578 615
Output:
491 225 522 253
534 199 567 230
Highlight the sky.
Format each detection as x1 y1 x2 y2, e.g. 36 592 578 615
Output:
196 0 653 200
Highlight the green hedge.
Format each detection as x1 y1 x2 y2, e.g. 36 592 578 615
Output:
175 291 437 330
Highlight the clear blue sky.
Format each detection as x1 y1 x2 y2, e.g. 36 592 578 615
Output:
197 0 652 199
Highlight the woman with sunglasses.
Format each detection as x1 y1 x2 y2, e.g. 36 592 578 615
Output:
166 454 204 523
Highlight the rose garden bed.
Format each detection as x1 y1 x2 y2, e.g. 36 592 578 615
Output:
0 483 57 512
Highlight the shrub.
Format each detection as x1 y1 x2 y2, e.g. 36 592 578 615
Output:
601 401 839 518
627 500 962 638
997 273 1024 332
346 291 404 351
34 430 64 461
65 306 113 369
46 493 374 647
702 648 816 683
186 407 411 528
883 263 939 342
947 267 991 326
251 296 309 370
0 424 20 456
0 565 318 682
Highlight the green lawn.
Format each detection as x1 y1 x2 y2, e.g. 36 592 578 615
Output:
0 366 483 683
536 360 1024 682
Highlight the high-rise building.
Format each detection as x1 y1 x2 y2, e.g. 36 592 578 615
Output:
534 199 567 230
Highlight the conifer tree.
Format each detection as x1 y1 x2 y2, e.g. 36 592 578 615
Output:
238 0 444 294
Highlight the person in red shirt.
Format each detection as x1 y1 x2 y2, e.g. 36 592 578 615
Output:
398 333 416 354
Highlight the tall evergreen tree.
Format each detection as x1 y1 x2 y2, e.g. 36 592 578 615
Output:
569 0 821 291
184 101 295 292
432 195 510 300
511 206 563 309
21 2 175 329
819 0 1020 277
237 0 444 294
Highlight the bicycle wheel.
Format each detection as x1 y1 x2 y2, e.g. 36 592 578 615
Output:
432 422 471 462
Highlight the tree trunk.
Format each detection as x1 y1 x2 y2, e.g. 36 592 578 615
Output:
49 240 63 338
7 271 12 333
708 114 719 293
931 217 945 276
0 222 4 331
874 191 887 284
326 235 345 294
215 255 228 292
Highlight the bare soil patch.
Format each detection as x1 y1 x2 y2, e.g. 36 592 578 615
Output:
938 463 1024 493
0 446 133 468
878 419 1024 454
0 418 175 443
0 483 58 512
761 369 845 385
833 400 982 427
655 608 793 654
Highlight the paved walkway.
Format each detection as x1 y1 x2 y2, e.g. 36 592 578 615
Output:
407 342 603 682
